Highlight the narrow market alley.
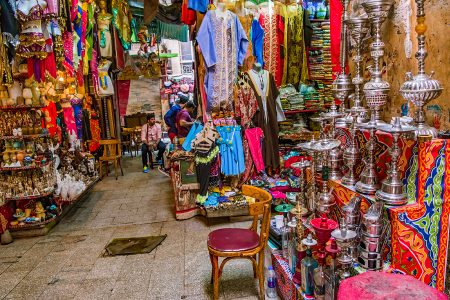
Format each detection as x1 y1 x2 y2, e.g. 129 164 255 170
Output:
0 156 261 300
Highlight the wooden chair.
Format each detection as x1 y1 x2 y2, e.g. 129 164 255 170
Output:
121 129 133 157
99 139 124 180
207 185 272 300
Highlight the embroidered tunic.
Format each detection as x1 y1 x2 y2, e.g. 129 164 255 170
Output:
196 10 248 114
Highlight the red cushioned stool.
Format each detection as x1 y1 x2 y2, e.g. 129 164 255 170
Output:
207 185 272 300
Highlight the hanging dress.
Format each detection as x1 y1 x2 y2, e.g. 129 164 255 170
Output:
196 10 248 114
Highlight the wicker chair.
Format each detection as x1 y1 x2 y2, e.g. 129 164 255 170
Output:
207 185 272 300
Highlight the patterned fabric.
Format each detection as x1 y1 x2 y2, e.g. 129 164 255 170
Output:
390 140 450 292
196 10 248 114
285 5 308 87
235 73 258 128
259 9 283 87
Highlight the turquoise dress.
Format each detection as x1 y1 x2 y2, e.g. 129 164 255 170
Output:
216 125 245 176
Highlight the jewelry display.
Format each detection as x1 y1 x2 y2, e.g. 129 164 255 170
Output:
375 117 416 205
399 0 443 138
362 0 393 126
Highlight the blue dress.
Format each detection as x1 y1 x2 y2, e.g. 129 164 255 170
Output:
216 125 245 176
196 10 248 112
251 19 264 66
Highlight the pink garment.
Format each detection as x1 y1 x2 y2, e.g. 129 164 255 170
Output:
245 127 265 173
141 123 162 143
63 106 77 136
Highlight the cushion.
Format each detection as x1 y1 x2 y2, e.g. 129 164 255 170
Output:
208 228 260 252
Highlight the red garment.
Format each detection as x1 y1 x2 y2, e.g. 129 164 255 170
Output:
259 10 283 87
176 109 192 138
245 127 265 173
42 101 58 136
181 0 196 25
89 117 101 153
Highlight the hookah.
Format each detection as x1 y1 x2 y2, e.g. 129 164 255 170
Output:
341 111 361 186
346 16 371 123
331 0 355 129
300 139 341 216
342 195 362 261
317 144 339 218
310 216 338 266
286 163 309 285
362 0 393 126
320 111 345 181
310 217 338 300
399 0 443 138
331 218 358 280
355 113 380 195
375 117 416 205
358 201 386 270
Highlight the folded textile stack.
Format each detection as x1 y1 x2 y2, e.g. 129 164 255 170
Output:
287 94 305 110
307 20 333 107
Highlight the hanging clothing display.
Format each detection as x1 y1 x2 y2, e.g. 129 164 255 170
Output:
195 145 220 201
235 73 259 127
251 19 264 66
216 125 245 176
247 69 285 170
196 9 248 114
285 4 308 87
259 6 284 87
245 127 264 173
112 0 133 50
182 0 197 25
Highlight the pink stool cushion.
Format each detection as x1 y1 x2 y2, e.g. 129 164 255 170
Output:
208 228 260 252
338 271 447 300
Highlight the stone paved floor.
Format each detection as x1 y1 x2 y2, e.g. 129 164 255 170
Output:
0 156 264 300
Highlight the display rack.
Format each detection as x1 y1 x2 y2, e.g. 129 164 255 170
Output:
307 19 333 106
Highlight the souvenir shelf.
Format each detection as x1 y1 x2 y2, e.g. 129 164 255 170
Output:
307 19 333 106
0 105 45 111
1 134 50 140
4 190 55 202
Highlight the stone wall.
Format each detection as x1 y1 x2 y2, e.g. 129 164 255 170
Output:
348 0 449 129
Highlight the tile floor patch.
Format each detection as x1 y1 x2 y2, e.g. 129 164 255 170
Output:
1 156 265 299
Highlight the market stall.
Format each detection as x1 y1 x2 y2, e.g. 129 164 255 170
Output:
163 0 449 298
0 0 128 242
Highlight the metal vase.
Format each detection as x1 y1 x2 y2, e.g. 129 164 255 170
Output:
399 0 443 138
362 0 393 125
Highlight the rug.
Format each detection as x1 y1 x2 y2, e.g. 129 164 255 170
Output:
104 235 167 256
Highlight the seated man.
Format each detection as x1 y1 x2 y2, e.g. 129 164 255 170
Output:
141 113 165 173
176 101 196 138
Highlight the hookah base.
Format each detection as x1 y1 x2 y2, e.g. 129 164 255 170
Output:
415 124 438 139
375 189 408 206
341 176 359 187
355 180 379 195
